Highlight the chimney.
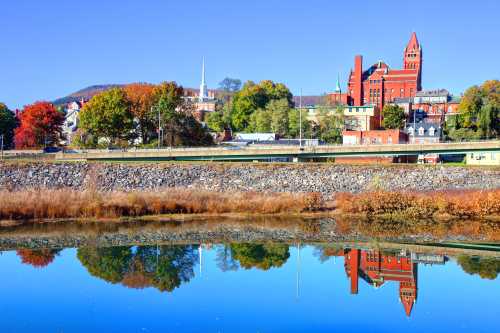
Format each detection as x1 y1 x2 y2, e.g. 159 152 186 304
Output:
354 55 363 106
350 249 360 294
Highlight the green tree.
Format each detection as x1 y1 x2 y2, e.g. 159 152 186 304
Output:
382 104 406 129
446 80 500 140
230 243 290 270
77 245 198 292
457 255 500 280
231 80 293 132
248 108 272 133
205 111 225 132
79 88 134 146
0 103 16 149
78 247 133 284
268 99 290 136
288 108 312 139
153 82 213 147
314 105 344 143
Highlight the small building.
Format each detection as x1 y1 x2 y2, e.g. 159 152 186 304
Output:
405 123 442 164
344 105 381 131
405 122 442 144
412 89 460 122
343 129 408 145
233 133 277 141
61 99 86 145
339 129 408 164
466 152 500 166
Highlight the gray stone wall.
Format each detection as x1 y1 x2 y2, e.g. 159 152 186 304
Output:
0 162 499 195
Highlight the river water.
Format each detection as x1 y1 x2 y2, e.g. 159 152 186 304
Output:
0 242 499 332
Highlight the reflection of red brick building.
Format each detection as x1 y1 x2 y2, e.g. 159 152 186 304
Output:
330 33 422 110
342 248 418 317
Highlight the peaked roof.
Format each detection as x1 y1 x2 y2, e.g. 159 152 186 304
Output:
406 32 420 50
401 296 415 317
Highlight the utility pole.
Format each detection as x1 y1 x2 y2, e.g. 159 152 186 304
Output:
296 242 301 301
299 89 303 149
0 134 4 161
155 106 161 149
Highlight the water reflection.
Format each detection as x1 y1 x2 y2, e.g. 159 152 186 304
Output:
77 245 199 292
6 242 500 330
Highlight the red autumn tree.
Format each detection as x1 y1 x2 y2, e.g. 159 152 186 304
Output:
16 249 60 268
14 101 64 148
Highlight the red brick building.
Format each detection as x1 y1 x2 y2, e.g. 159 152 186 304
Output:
342 129 408 145
330 33 422 110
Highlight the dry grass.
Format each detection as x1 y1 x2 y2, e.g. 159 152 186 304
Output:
336 189 500 218
0 189 323 220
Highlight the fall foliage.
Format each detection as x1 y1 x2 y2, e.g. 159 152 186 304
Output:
16 249 61 268
14 101 64 148
123 83 156 144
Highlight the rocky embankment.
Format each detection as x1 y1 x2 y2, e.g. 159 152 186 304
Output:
0 162 499 194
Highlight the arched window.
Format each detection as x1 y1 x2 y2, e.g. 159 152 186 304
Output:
418 127 425 136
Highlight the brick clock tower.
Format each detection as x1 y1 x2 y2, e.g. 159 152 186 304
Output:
403 32 422 90
340 33 423 109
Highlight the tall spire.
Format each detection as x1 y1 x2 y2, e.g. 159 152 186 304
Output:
199 57 208 101
335 74 341 93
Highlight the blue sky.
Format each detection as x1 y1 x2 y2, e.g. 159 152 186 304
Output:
1 0 499 109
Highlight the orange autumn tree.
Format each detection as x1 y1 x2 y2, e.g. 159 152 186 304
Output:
16 249 61 268
123 83 156 144
14 101 64 148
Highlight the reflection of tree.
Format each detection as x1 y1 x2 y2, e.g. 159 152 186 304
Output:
17 249 62 268
77 245 198 292
216 245 238 272
313 244 343 263
77 247 132 283
457 255 500 280
230 243 290 270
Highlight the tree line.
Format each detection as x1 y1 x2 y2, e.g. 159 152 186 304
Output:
1 79 498 149
0 82 214 149
207 79 346 143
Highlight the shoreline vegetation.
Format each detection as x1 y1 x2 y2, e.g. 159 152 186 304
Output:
0 188 498 222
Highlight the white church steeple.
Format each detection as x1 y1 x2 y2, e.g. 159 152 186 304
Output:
199 57 208 101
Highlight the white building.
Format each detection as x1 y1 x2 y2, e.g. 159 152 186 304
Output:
61 100 85 145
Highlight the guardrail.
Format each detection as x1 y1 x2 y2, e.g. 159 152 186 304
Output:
54 140 500 161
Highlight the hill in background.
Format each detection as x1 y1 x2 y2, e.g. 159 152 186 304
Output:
54 84 325 107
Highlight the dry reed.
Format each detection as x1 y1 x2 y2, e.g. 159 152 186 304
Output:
0 189 323 220
336 189 500 218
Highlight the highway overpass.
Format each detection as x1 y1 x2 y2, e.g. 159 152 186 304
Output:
54 141 500 162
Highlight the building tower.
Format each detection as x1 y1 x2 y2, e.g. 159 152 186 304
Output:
199 57 208 101
403 32 423 90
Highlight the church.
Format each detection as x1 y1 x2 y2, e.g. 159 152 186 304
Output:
330 32 422 109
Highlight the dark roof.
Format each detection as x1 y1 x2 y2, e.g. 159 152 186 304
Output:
415 89 449 97
406 122 442 137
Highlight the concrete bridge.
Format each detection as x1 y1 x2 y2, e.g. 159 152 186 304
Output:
54 140 500 162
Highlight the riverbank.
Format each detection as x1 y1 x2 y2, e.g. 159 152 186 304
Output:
1 161 499 194
0 216 499 252
0 188 498 221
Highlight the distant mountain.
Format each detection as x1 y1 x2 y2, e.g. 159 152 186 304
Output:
53 84 214 106
53 84 124 105
293 95 326 107
54 84 326 107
